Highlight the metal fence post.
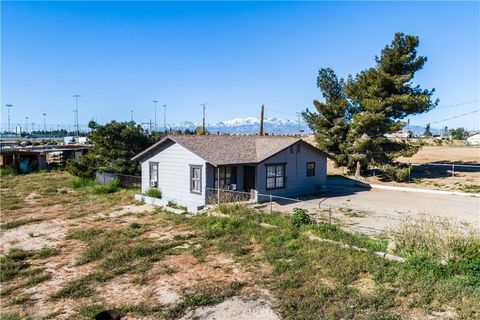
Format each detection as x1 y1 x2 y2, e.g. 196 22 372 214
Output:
329 205 332 224
452 164 455 180
269 194 272 214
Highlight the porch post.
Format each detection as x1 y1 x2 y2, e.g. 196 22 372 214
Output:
217 166 220 205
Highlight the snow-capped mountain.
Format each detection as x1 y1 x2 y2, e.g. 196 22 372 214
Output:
168 117 311 134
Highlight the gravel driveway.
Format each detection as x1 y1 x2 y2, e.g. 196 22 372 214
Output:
272 186 480 235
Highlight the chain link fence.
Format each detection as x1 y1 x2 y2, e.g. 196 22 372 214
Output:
95 172 141 188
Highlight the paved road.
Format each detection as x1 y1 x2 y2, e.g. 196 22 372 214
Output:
273 186 480 234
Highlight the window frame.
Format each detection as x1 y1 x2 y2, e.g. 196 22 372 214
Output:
306 162 315 177
265 163 286 190
215 166 237 189
149 162 159 184
190 165 203 194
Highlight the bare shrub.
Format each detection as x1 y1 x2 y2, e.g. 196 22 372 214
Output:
387 213 480 262
206 189 251 205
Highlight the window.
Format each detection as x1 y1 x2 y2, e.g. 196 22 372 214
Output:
306 162 315 177
289 146 294 153
149 162 158 186
266 164 285 190
216 166 237 189
296 144 301 153
190 165 202 194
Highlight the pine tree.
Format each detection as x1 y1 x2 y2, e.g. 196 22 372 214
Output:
304 33 438 171
302 68 350 166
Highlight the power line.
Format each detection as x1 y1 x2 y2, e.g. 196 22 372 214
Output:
435 99 479 109
426 109 479 126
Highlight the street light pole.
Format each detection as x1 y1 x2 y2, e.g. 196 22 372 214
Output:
73 95 81 139
152 100 158 131
43 113 47 136
5 104 13 133
163 104 167 133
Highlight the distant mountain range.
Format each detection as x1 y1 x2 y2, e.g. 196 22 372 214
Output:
168 117 311 134
160 117 446 136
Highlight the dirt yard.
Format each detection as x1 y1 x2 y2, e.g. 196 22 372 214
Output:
2 172 479 320
325 145 480 192
0 172 277 320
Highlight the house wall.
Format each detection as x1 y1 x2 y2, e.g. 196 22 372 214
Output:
255 141 327 197
141 140 207 212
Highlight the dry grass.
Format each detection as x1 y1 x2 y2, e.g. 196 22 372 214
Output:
387 213 480 263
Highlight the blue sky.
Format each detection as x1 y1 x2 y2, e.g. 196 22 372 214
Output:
2 1 479 131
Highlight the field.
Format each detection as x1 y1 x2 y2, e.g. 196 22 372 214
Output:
1 172 480 319
325 145 480 192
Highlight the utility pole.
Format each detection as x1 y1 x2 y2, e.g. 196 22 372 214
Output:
5 104 13 133
259 104 265 136
73 95 80 139
153 100 158 132
130 110 134 122
163 104 167 133
25 117 29 133
201 103 207 135
297 112 301 135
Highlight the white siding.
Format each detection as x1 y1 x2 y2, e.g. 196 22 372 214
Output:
141 141 207 212
255 142 327 197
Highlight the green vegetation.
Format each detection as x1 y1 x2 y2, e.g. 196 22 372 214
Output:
291 207 311 227
463 184 480 193
2 171 478 319
67 120 156 177
145 187 162 198
174 205 479 319
303 33 436 171
71 176 120 195
0 166 17 176
381 164 410 182
0 217 44 230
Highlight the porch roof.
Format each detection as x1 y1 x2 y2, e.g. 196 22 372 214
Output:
132 135 328 166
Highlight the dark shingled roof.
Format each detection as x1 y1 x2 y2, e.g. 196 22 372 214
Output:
132 134 326 166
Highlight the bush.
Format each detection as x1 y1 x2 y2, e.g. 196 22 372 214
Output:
92 178 120 194
0 166 17 176
71 177 96 189
145 187 162 199
381 165 410 182
291 208 311 227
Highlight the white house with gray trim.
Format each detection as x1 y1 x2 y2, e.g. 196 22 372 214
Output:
132 135 329 212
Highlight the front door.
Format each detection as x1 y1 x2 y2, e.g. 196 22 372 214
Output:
244 165 256 192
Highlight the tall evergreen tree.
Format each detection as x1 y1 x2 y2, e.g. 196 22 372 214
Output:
302 68 351 166
304 33 438 171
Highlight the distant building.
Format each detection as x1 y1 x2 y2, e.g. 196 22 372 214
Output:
0 145 90 173
385 130 413 139
466 132 480 146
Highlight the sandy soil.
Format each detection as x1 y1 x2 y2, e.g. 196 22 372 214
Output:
1 192 276 320
180 296 280 320
397 146 480 164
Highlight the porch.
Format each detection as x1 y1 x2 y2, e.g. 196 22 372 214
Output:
205 164 257 205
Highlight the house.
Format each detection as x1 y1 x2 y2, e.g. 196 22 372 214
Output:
466 132 480 146
132 135 329 212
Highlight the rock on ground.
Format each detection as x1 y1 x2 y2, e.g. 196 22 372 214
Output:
180 297 279 320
